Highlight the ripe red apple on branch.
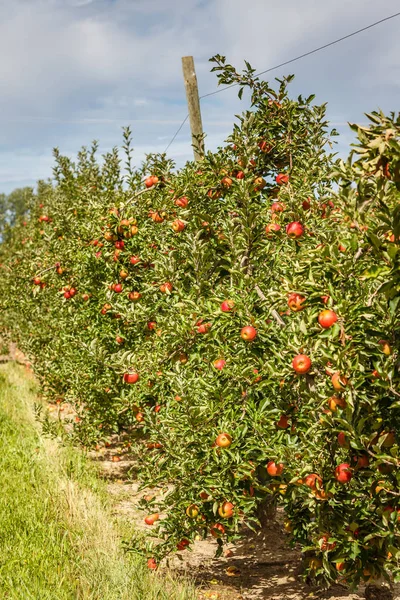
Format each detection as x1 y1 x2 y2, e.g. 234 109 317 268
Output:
331 372 348 391
276 415 289 429
147 558 157 570
160 282 173 293
276 173 289 185
218 502 234 518
267 461 284 476
220 300 235 312
123 372 139 384
265 223 281 236
286 222 304 239
174 196 188 208
171 219 185 233
287 293 306 312
335 463 352 484
240 326 257 341
318 310 338 328
215 433 232 448
213 359 226 370
271 202 285 213
210 523 225 538
292 354 311 374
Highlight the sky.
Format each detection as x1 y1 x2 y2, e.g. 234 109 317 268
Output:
0 0 399 193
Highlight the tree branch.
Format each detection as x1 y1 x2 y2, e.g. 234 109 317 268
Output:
254 284 286 327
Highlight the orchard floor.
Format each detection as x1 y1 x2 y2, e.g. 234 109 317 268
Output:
6 349 400 600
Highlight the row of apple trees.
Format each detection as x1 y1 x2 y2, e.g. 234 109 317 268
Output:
0 57 399 588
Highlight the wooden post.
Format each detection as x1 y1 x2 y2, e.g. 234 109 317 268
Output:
182 56 205 161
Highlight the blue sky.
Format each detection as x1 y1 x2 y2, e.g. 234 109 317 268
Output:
0 0 399 193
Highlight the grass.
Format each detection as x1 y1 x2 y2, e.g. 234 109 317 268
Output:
0 362 197 600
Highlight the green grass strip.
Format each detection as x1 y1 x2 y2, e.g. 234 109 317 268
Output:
0 363 196 600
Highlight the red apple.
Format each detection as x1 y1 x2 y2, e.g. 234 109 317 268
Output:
287 293 306 312
147 558 157 569
160 282 173 293
130 255 141 265
114 283 123 293
114 240 124 250
354 454 369 468
145 175 158 188
276 173 289 185
334 463 352 484
320 534 336 552
144 513 159 526
337 432 349 448
176 539 190 551
171 219 185 233
197 322 211 334
215 433 232 448
123 372 139 384
271 202 285 213
265 223 281 235
318 310 338 329
276 415 289 429
286 222 304 239
267 461 284 476
292 354 311 374
221 176 233 187
174 196 189 208
220 300 235 312
327 396 346 411
304 473 323 489
128 291 141 301
210 523 225 538
302 198 311 210
331 372 348 391
236 171 245 179
218 501 234 518
147 321 156 330
241 326 257 341
254 177 266 190
213 359 226 370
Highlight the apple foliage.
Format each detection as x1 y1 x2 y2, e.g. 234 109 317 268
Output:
0 58 399 588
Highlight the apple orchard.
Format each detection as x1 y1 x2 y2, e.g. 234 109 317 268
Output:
1 57 399 589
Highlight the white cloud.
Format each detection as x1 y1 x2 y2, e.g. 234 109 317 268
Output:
0 0 399 192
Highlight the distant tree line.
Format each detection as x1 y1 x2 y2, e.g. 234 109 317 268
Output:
0 187 34 242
